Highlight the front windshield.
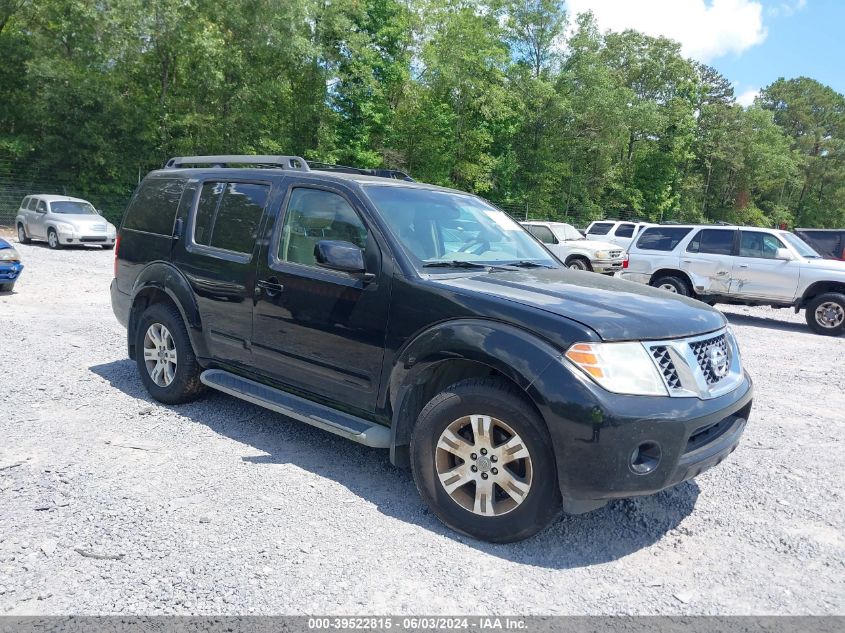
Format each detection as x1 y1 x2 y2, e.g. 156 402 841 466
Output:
554 224 584 241
365 186 558 269
781 231 821 258
50 201 97 215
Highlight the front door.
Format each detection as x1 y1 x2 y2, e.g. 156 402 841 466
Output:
252 182 391 413
731 230 800 301
31 199 48 239
681 228 737 294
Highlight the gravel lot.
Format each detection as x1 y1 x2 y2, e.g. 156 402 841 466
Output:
1 232 843 616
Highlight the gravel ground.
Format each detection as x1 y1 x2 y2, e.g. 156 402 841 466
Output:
0 231 843 616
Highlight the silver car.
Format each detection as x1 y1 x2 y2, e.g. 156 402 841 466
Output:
15 194 117 249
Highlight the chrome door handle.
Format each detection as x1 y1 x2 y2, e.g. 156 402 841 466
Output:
739 264 749 268
257 278 284 295
716 271 729 276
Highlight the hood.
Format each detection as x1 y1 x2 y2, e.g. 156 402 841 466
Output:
52 214 110 227
432 268 726 342
0 238 11 250
565 238 620 253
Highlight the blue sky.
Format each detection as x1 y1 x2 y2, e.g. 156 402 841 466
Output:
565 0 844 104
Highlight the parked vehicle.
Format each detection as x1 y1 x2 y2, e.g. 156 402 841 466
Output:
111 155 753 542
0 238 23 292
585 220 656 249
619 224 845 336
16 195 117 249
794 228 845 261
521 221 624 273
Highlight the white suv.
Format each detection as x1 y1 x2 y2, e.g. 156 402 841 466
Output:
521 221 624 273
618 224 845 336
585 220 656 249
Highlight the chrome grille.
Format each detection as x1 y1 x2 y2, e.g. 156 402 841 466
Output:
609 250 623 258
650 346 682 390
689 334 729 385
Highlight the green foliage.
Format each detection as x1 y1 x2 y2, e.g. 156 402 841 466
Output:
0 1 841 228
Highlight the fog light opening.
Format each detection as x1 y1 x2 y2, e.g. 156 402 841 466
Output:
630 441 661 475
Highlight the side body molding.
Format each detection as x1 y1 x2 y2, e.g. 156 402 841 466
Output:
387 319 563 465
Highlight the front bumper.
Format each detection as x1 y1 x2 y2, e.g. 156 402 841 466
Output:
592 259 624 274
0 262 23 282
528 359 753 508
56 228 115 245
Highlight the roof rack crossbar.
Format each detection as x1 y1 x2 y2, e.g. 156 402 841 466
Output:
164 155 310 171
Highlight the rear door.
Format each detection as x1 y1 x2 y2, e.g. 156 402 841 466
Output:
681 228 737 294
731 230 800 301
171 178 272 368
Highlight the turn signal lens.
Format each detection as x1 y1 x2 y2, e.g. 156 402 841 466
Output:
565 342 667 396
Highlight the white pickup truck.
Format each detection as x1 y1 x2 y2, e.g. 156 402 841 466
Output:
618 224 845 336
521 221 624 273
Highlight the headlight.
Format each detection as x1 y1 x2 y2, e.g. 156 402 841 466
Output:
0 248 20 261
565 342 668 396
55 222 76 235
594 250 609 259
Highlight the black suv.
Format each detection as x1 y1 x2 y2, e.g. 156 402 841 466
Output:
111 155 753 542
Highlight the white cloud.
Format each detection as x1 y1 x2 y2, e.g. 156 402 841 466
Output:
565 0 768 61
736 88 760 107
767 0 807 18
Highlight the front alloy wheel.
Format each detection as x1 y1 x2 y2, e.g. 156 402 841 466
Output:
806 292 845 336
142 323 178 387
48 229 60 249
436 414 533 516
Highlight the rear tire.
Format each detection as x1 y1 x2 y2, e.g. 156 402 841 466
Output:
135 302 206 404
47 228 61 249
805 293 845 336
566 257 592 271
410 378 561 543
651 275 690 297
17 224 30 245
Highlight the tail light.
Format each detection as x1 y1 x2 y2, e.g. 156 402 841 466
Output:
113 234 121 277
622 253 629 269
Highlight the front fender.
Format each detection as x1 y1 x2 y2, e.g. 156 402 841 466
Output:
387 319 563 463
129 262 209 359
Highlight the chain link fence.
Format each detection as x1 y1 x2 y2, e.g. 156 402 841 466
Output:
0 161 133 227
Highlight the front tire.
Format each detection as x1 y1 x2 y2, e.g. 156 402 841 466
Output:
135 302 206 404
17 224 30 244
0 283 13 293
651 275 690 296
47 228 61 249
566 257 592 271
805 293 845 336
410 378 561 543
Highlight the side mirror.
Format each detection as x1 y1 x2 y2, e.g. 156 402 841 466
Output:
314 240 366 274
775 247 794 261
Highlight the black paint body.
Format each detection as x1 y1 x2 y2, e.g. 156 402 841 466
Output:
111 168 753 506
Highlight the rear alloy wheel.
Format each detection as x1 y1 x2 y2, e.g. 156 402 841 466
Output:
411 378 561 543
566 257 591 271
17 224 30 244
806 292 845 336
651 275 690 297
135 302 206 404
47 228 61 249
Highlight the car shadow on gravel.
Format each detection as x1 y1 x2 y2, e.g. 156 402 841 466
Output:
91 359 700 569
724 311 809 334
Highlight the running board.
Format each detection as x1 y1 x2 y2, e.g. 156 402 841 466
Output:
200 369 390 449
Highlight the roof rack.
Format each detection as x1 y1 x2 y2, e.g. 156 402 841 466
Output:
307 161 415 182
164 155 310 171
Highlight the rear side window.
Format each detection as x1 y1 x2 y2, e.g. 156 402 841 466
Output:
635 227 693 251
28 198 38 210
614 223 635 238
527 225 556 244
588 222 614 235
123 178 185 236
193 181 269 254
687 229 735 255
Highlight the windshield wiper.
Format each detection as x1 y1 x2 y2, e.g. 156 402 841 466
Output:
423 260 491 269
502 261 555 269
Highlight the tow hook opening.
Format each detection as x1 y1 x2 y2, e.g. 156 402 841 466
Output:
630 441 661 475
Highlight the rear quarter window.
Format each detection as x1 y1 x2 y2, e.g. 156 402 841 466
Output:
635 227 693 251
123 178 186 236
